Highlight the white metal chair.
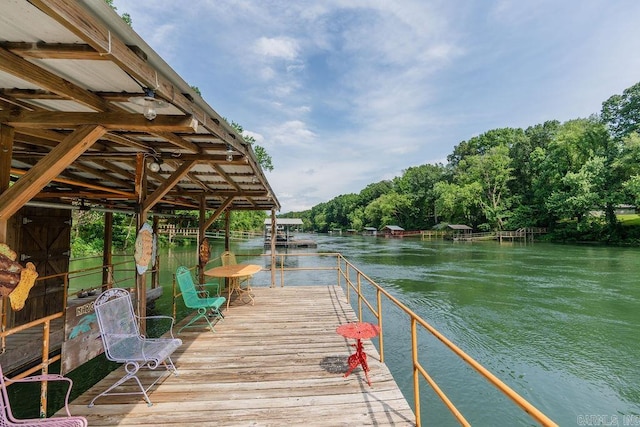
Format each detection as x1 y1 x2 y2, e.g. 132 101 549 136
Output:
89 288 182 407
0 363 87 426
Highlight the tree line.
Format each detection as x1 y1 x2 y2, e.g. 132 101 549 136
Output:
281 81 640 244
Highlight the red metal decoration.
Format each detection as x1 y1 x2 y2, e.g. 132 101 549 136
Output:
336 322 380 386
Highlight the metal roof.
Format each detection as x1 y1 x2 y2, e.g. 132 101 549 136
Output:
447 224 472 230
382 225 404 231
0 0 280 220
264 218 304 226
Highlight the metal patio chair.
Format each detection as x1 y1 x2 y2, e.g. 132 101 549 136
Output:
176 266 226 333
89 288 182 407
0 363 87 426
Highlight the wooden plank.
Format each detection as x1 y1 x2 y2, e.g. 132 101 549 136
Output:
0 47 112 112
0 125 105 220
142 160 196 214
64 286 415 426
0 111 198 133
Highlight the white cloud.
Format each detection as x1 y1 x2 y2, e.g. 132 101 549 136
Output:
113 0 640 212
253 37 300 61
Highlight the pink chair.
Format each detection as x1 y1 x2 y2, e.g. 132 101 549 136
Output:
0 363 87 426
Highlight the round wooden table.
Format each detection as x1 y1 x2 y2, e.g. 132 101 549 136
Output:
204 264 261 310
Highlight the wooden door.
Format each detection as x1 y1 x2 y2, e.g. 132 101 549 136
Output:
11 207 70 326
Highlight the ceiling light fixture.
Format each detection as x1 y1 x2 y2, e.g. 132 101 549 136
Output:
129 88 167 120
146 152 162 172
226 144 234 162
148 159 161 173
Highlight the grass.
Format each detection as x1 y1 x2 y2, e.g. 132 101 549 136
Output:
618 214 640 226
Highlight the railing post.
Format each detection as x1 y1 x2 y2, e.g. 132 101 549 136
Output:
336 254 341 290
411 318 421 427
279 253 284 287
39 319 51 418
357 271 363 320
377 289 384 363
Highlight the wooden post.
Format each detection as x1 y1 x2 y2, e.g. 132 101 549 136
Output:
224 210 231 251
152 216 160 290
102 211 113 290
198 194 206 284
134 153 147 332
270 209 276 288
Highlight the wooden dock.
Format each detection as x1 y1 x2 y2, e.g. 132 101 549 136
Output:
64 286 415 426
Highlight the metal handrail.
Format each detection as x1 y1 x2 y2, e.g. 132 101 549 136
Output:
261 251 558 427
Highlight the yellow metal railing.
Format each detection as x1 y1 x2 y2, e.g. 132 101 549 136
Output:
261 251 558 427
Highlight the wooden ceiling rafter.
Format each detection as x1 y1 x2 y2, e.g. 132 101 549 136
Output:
0 110 199 133
0 92 46 111
1 1 280 214
150 131 200 153
101 133 152 151
28 0 252 157
73 162 133 190
212 163 242 192
142 160 196 214
0 125 107 219
0 46 113 113
11 167 134 198
3 41 108 61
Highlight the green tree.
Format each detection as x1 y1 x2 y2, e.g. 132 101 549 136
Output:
433 181 481 226
364 193 413 230
230 122 274 172
601 81 640 141
462 145 514 231
546 156 606 225
104 0 132 25
394 164 446 229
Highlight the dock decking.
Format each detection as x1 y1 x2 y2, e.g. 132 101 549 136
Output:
65 286 415 426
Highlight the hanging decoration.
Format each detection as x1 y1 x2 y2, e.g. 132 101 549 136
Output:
134 223 154 274
199 237 210 266
0 243 39 311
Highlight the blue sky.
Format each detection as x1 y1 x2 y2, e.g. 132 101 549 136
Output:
112 0 640 213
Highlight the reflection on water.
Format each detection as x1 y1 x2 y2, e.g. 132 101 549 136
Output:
67 235 640 425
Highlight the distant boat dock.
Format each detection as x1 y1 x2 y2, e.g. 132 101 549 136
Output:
264 218 317 248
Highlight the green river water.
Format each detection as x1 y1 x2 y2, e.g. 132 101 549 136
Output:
68 235 640 426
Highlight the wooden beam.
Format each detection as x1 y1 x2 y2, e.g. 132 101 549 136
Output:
0 125 106 220
0 111 198 133
102 133 152 151
10 168 134 197
203 197 235 231
0 125 14 193
213 164 242 192
142 160 196 214
3 42 106 60
1 88 63 100
0 47 112 112
0 92 45 111
73 162 133 190
150 131 200 153
28 0 247 151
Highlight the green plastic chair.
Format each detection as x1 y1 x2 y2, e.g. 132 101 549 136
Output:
176 266 226 333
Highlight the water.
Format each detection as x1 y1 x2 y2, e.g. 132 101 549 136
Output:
66 235 640 425
315 235 640 426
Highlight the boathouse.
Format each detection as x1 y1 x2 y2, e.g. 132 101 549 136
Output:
381 225 404 237
447 224 473 237
362 226 377 236
264 218 317 247
0 0 280 376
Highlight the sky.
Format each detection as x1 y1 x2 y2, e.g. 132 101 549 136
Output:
112 0 640 213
